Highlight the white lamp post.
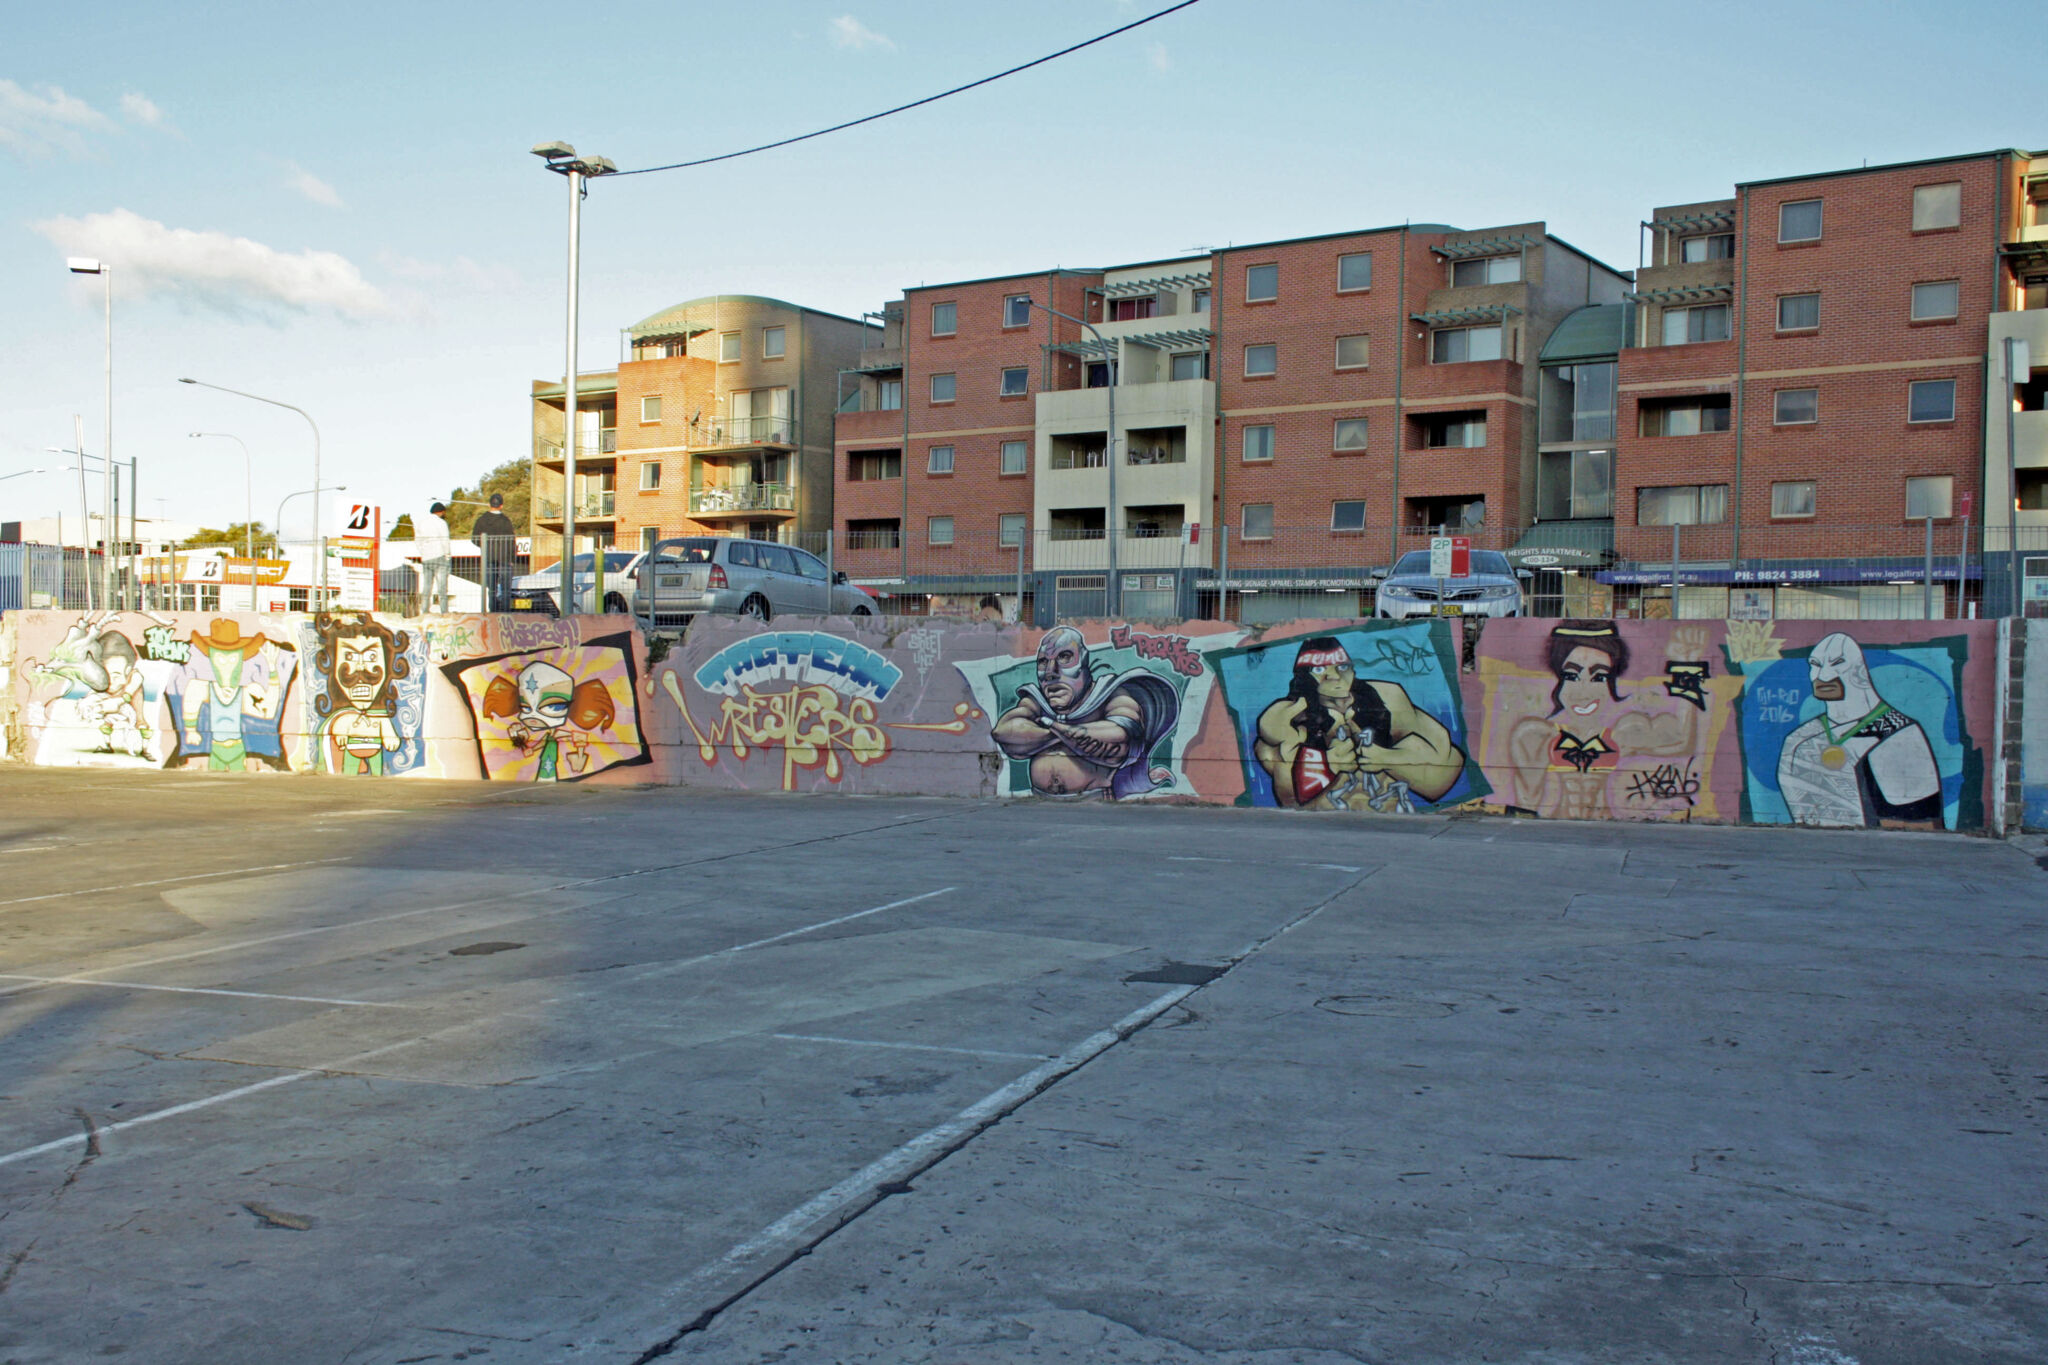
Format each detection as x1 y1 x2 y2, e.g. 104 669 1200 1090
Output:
66 258 112 608
190 433 257 609
179 379 324 600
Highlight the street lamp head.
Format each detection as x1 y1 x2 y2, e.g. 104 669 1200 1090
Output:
531 140 577 161
66 257 105 275
178 377 195 384
583 156 618 176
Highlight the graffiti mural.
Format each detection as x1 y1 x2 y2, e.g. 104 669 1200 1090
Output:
955 624 1237 800
301 611 429 776
1473 621 1739 821
442 631 649 782
1210 621 1482 812
163 619 299 771
20 612 175 767
1729 624 1978 831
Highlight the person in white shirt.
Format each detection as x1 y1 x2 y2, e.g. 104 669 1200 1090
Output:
419 501 452 613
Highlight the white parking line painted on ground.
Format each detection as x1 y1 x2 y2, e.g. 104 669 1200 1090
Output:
770 1033 1054 1062
0 857 355 911
614 888 958 987
0 974 413 1009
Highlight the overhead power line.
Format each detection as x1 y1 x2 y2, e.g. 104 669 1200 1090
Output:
613 0 1202 178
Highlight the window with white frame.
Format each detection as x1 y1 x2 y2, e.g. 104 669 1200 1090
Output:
1169 351 1208 380
930 372 956 403
928 515 955 545
1662 303 1731 345
1335 334 1370 369
1192 288 1211 313
640 394 662 423
931 302 957 336
1243 424 1275 462
762 325 786 358
1245 263 1278 301
878 378 902 410
1777 293 1820 330
1906 476 1953 519
1333 417 1370 451
1332 500 1366 532
927 444 955 473
1911 280 1959 320
1337 252 1373 291
1451 254 1521 286
1004 294 1030 327
1637 484 1730 526
1912 182 1962 231
1680 233 1735 262
639 461 661 491
1241 503 1274 540
719 331 741 362
999 367 1028 396
1778 199 1823 242
1774 388 1819 425
1431 325 1502 363
1771 480 1816 518
1908 379 1956 423
1244 343 1277 376
998 513 1026 546
1000 440 1028 474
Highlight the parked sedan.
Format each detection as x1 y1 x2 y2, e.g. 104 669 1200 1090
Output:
507 550 639 616
1374 548 1526 619
633 537 876 626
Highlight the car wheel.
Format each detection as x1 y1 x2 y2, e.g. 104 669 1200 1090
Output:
852 604 874 618
741 595 772 623
603 592 627 614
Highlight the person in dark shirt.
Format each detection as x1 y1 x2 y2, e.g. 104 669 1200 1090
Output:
471 493 519 611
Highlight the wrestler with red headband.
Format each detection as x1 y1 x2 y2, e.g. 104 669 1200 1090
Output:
1252 636 1463 812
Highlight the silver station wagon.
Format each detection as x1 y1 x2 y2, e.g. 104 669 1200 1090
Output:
631 537 877 627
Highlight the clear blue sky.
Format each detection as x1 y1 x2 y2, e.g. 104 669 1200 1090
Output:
2 0 2035 539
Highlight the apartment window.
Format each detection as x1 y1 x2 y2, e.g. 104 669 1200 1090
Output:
1110 296 1156 322
1662 304 1731 345
1777 293 1820 330
1244 343 1277 376
762 325 786 358
848 451 902 481
928 516 955 546
931 302 957 336
1906 476 1954 519
1771 480 1816 518
1778 199 1823 242
1004 294 1030 327
1774 388 1819 425
639 461 661 491
1332 500 1367 532
1337 252 1373 291
1245 263 1278 301
999 367 1028 396
1243 424 1275 462
927 444 955 474
1432 325 1502 363
1241 503 1274 540
1333 417 1370 451
719 331 741 362
1912 182 1962 231
998 513 1027 546
877 379 903 410
1911 280 1960 320
1335 334 1371 370
1680 233 1735 262
1537 448 1615 520
1639 395 1732 436
1451 254 1521 286
640 394 662 423
1192 288 1211 313
1417 411 1487 449
1637 484 1729 526
1085 360 1117 388
1169 351 1209 381
930 372 956 403
1000 440 1028 475
1908 379 1956 423
641 526 661 552
847 518 901 549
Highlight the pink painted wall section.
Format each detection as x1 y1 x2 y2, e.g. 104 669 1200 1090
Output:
0 609 2007 832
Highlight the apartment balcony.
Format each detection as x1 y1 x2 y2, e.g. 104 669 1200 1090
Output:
690 415 798 452
536 430 618 468
535 493 617 525
689 482 796 518
851 344 904 372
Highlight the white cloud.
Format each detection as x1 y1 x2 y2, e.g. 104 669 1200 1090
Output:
828 15 894 51
284 163 345 208
31 209 396 322
118 92 164 126
378 250 521 293
1146 42 1171 72
0 80 114 157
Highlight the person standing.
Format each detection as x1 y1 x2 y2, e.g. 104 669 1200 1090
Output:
471 492 519 612
419 501 452 614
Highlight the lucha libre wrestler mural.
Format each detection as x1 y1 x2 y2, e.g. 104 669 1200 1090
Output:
956 624 1237 800
302 612 427 776
442 633 651 783
1211 621 1483 813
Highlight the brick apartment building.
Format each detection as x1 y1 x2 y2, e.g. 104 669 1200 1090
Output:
530 296 870 557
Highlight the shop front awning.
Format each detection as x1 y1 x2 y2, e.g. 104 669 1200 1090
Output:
1506 519 1613 568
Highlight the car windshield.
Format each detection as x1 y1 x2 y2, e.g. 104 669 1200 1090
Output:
660 539 719 564
1391 549 1513 576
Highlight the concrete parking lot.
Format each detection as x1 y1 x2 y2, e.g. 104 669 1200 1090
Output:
0 770 2043 1364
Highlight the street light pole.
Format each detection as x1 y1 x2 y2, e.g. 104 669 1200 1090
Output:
191 432 256 609
66 259 112 608
277 485 346 600
1025 297 1118 613
179 378 324 599
533 141 617 615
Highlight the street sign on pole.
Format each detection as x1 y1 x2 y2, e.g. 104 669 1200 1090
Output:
1429 536 1452 578
1451 535 1471 577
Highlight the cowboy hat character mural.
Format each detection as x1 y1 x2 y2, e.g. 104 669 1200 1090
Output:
172 620 294 771
482 660 616 782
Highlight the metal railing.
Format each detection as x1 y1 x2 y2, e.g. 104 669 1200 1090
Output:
696 415 796 448
688 482 794 515
535 493 616 520
537 429 617 460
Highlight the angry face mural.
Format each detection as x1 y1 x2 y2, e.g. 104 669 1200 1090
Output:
304 611 426 776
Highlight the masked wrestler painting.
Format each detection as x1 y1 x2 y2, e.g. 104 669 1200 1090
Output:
991 626 1180 799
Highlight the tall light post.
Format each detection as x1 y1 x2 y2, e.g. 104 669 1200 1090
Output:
532 140 618 613
179 378 324 599
0 468 46 483
190 432 257 610
278 485 346 601
66 258 112 608
1025 296 1119 613
48 442 136 609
